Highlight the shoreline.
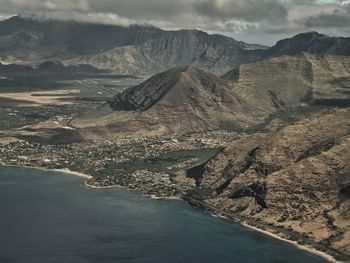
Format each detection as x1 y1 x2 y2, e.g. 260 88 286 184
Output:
214 217 341 263
52 168 93 180
0 165 344 262
186 198 345 263
84 181 182 201
241 223 342 263
1 165 93 180
83 181 122 189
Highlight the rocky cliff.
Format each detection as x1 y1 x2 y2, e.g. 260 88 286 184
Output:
223 53 350 113
188 108 350 260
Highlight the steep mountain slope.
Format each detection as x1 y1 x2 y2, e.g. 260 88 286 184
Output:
74 66 263 138
188 108 350 261
65 29 266 75
0 16 264 74
130 30 264 73
68 31 350 75
64 46 157 75
1 16 349 75
223 53 350 113
0 16 156 61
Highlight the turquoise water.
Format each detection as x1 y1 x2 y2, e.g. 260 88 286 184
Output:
0 167 328 263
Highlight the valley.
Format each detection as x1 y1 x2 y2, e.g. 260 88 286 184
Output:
0 14 349 263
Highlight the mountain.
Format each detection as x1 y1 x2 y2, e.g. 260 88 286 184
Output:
186 108 350 261
73 52 350 139
64 46 158 75
73 65 263 138
65 29 269 75
0 15 265 75
1 16 349 76
65 31 350 75
0 15 158 61
223 53 350 113
267 31 350 57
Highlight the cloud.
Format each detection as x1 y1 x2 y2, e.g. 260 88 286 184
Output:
87 0 191 20
22 11 135 27
193 0 288 22
304 1 350 27
0 0 90 12
0 0 348 45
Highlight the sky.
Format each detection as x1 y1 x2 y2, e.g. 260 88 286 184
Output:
0 0 349 45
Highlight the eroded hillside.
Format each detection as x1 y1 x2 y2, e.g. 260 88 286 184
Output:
187 108 350 260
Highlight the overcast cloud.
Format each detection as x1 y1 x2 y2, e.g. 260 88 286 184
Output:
0 0 349 45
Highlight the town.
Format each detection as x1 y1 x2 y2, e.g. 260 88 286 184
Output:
0 131 239 198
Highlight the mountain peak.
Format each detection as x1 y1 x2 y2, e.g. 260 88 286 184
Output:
295 31 324 37
109 65 225 112
105 64 258 134
109 66 194 110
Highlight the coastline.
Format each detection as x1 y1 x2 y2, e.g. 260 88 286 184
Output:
146 194 182 201
186 198 346 263
83 181 122 189
52 168 93 180
241 223 342 263
84 181 182 200
1 165 93 180
0 165 344 262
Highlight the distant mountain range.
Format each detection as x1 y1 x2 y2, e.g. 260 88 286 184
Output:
0 16 265 74
1 16 349 75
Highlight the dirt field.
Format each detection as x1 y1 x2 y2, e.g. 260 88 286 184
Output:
0 90 80 107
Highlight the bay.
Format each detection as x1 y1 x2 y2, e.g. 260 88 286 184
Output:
0 167 328 263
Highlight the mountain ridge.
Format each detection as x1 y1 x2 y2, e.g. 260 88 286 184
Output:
187 107 350 261
1 16 349 75
0 15 265 75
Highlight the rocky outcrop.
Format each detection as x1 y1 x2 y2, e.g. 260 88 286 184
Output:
191 108 350 260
